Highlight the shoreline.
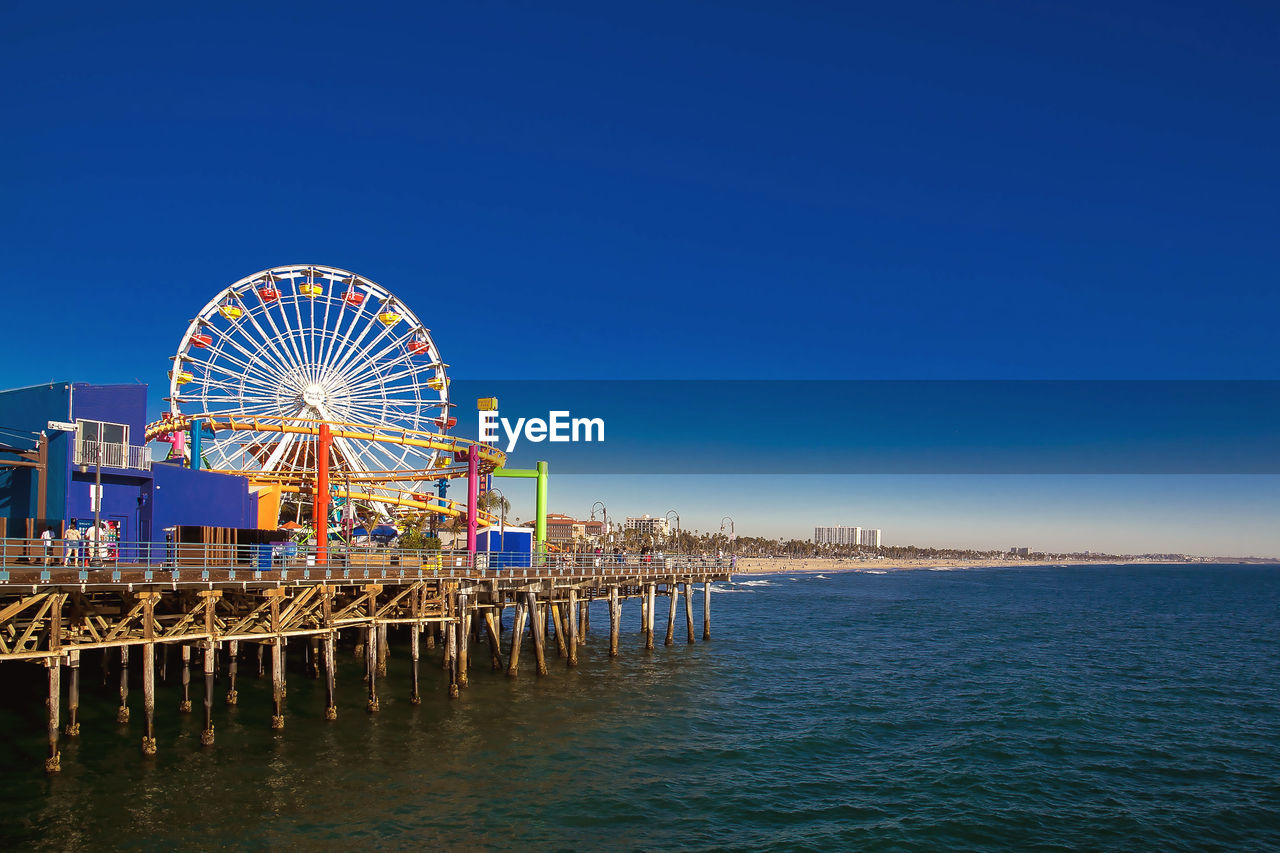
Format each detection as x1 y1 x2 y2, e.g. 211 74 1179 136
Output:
730 557 1252 575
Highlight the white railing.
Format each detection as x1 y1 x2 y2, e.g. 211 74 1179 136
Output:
74 440 152 472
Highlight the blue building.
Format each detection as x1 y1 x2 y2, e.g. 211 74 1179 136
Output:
0 382 258 550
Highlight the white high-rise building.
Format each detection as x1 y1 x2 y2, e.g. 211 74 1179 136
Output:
814 525 861 546
859 528 882 548
625 515 670 537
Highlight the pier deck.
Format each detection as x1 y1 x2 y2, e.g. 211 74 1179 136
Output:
0 541 730 772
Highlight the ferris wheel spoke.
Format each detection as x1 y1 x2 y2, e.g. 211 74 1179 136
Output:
246 298 310 384
218 305 302 383
325 312 405 385
197 350 287 393
194 331 292 388
329 328 418 383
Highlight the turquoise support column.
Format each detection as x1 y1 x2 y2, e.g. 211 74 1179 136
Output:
189 419 201 471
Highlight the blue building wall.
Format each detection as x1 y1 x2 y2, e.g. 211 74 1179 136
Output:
150 462 257 532
1 381 257 541
0 382 73 524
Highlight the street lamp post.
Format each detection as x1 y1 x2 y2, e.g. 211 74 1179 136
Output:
720 516 735 555
591 501 609 550
665 510 681 553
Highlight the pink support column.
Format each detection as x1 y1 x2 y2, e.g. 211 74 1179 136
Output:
315 423 331 564
466 446 479 559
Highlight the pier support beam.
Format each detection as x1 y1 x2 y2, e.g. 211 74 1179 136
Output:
457 593 469 689
45 658 60 773
410 623 421 705
377 623 389 678
506 598 526 677
550 601 568 658
608 586 620 658
226 640 239 705
64 650 80 737
179 644 192 713
324 631 337 720
117 645 130 723
485 610 503 671
201 641 215 746
271 639 286 729
645 583 656 650
665 583 678 646
142 642 156 755
684 582 696 644
528 593 548 676
703 581 712 641
448 621 460 698
567 588 579 667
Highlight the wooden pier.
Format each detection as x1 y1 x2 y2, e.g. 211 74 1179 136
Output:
0 549 730 772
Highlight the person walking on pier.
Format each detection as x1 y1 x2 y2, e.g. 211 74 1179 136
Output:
63 521 80 567
41 527 53 566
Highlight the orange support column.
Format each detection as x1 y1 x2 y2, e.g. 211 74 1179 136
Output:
315 423 331 563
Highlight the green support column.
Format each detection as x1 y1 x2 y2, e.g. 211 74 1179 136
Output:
492 463 550 557
535 461 548 556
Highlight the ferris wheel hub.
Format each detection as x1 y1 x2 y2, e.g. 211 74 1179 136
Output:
301 383 326 407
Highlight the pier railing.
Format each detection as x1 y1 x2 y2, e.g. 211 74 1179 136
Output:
0 537 736 586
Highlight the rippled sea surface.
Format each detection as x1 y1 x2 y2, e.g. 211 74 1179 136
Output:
2 564 1279 851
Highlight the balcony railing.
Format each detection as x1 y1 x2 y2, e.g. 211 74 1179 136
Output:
74 440 152 472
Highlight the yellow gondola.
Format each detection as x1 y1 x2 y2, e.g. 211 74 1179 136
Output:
378 311 401 326
434 455 452 468
218 303 243 321
299 282 324 297
168 370 194 385
427 376 448 391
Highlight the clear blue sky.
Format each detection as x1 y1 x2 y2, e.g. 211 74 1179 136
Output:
2 2 1277 554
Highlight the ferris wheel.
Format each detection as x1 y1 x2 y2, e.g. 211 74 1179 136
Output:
168 264 452 514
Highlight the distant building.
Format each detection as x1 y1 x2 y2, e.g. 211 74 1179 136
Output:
815 525 881 548
1009 546 1031 557
814 525 860 545
543 513 609 545
625 515 669 537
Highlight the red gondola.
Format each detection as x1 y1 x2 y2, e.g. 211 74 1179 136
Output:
257 286 280 302
191 333 212 348
407 339 430 355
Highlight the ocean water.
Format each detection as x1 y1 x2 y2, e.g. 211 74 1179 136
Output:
2 564 1279 851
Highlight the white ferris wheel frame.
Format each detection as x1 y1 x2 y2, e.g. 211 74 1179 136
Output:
169 264 451 510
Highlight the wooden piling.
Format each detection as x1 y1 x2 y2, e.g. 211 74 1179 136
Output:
645 583 656 650
142 642 156 755
665 582 678 646
484 610 503 671
179 644 192 712
377 623 389 678
64 650 80 737
323 631 337 720
684 582 696 644
608 586 620 657
457 593 469 689
448 621 460 698
366 624 379 712
506 598 526 677
703 581 712 641
567 588 579 667
257 643 265 678
226 640 239 705
551 601 568 658
201 641 215 746
309 637 321 678
117 645 130 723
271 639 286 729
528 593 548 676
409 623 421 705
45 658 60 773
